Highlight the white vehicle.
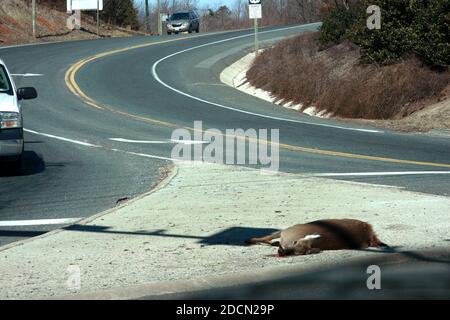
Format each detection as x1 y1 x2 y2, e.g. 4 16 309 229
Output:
0 59 37 175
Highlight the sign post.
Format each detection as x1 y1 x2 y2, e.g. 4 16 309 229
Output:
249 0 262 55
157 0 162 36
145 0 150 33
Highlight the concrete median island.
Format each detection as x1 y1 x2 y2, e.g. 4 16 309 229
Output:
0 162 449 299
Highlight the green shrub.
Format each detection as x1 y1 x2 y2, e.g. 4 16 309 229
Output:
102 0 139 29
318 4 361 47
409 0 450 67
319 0 449 67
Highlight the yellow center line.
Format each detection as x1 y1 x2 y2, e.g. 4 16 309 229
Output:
64 33 450 169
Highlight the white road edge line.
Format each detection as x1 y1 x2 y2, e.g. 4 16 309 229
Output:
331 180 405 189
109 138 208 145
311 171 450 177
25 129 450 179
24 129 100 148
151 23 382 134
109 138 172 144
25 128 175 161
11 73 44 77
0 218 81 227
109 149 176 161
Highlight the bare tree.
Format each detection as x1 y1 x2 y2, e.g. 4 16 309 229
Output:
135 0 324 32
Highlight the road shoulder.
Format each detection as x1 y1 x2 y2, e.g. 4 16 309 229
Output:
221 51 450 136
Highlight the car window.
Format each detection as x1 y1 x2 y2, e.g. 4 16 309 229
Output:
0 65 13 95
170 13 189 20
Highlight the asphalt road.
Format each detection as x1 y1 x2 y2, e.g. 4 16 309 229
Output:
0 24 449 246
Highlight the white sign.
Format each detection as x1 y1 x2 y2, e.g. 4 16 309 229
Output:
67 0 103 11
249 4 262 19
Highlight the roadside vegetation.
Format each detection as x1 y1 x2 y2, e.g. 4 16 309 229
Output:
1 0 326 45
247 0 450 128
138 0 322 33
0 0 143 45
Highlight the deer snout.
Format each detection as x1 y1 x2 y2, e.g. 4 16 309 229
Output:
278 246 295 257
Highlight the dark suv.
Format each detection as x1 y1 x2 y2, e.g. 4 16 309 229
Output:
166 10 200 35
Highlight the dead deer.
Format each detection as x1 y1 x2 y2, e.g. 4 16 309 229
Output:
247 219 387 256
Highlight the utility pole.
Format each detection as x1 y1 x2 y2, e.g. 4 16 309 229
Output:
32 0 36 38
96 0 100 37
254 18 259 55
145 0 151 34
157 0 162 35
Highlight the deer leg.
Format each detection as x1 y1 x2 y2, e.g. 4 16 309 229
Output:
246 231 281 246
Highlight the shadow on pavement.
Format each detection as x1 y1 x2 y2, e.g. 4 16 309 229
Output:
0 151 46 177
362 246 450 264
63 224 279 246
0 230 47 238
149 248 450 300
60 225 450 261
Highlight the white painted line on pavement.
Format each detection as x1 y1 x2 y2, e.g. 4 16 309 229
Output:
311 171 450 177
170 139 209 145
109 138 208 145
25 128 175 161
24 129 101 148
0 218 81 227
110 149 176 162
11 73 44 77
151 23 382 134
109 138 172 144
26 129 449 183
335 181 405 189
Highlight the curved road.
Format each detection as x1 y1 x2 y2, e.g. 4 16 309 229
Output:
1 24 449 246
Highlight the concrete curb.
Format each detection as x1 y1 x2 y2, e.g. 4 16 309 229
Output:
219 50 331 118
429 129 450 138
0 164 178 254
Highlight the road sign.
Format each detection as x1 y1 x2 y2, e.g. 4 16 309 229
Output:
249 0 262 20
248 0 262 55
249 4 262 19
67 0 103 11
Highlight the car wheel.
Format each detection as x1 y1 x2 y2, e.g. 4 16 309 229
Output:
188 26 193 33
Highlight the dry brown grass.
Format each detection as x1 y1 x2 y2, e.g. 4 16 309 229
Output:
247 32 450 120
0 0 135 45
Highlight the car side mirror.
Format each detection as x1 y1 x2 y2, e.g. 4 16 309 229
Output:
17 87 38 100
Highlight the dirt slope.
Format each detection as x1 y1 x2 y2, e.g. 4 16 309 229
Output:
0 0 140 45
